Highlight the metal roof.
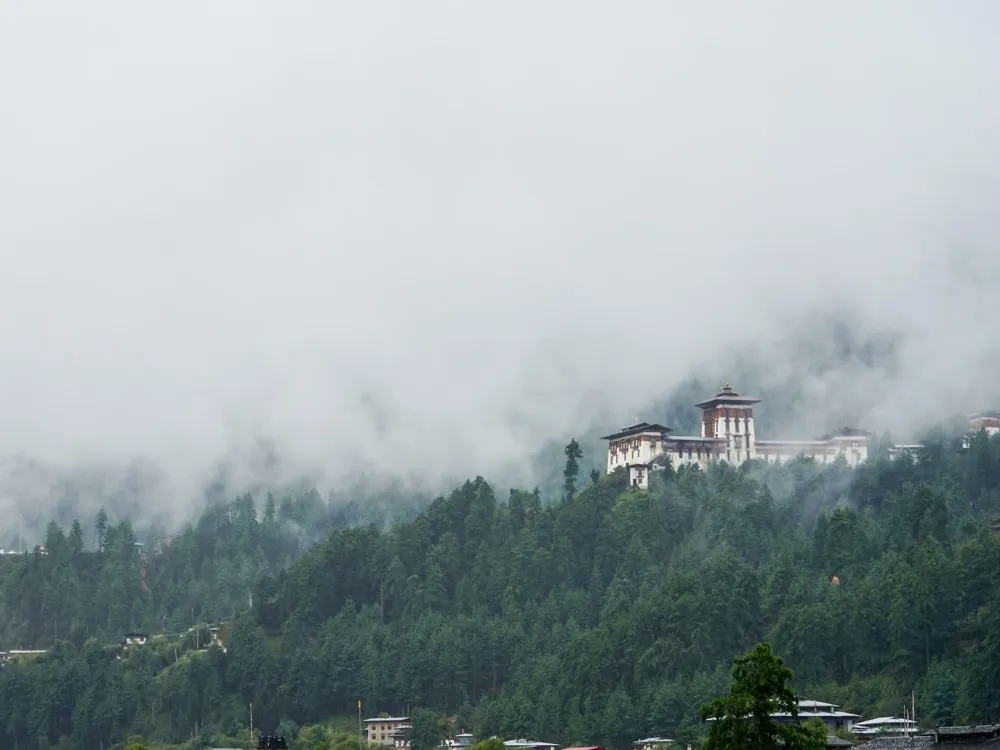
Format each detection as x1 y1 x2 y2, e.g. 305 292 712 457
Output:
600 422 672 441
694 383 761 409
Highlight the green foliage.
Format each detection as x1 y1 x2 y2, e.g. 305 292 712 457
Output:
469 739 505 750
410 709 453 750
2 431 1000 749
564 439 584 501
701 642 824 750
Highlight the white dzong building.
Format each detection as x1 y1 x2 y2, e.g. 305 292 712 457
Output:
603 384 872 489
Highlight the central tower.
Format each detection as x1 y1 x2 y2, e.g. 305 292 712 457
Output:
694 383 761 464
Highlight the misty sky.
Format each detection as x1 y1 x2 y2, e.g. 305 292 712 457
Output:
1 1 999 516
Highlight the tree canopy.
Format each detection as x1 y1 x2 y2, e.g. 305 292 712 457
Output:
0 428 999 750
701 642 825 750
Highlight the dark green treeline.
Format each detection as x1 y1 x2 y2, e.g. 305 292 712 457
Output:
2 430 1000 750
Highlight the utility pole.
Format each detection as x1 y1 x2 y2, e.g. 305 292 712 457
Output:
358 700 363 750
250 702 253 749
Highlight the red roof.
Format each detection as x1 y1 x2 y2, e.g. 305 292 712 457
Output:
564 747 607 750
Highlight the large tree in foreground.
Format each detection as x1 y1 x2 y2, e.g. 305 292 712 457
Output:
701 642 826 750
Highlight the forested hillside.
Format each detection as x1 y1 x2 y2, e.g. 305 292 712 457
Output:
2 429 1000 750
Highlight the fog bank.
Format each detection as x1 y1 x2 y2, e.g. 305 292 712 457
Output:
0 1 998 527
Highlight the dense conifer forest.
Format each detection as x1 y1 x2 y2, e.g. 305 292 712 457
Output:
1 429 999 750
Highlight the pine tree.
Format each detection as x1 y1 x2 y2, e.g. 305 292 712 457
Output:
563 438 583 501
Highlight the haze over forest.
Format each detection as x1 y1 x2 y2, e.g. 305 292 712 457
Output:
1 2 999 533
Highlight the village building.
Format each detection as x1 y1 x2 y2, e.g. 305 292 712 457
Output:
852 717 920 737
862 724 1000 750
968 412 1000 437
0 649 47 666
962 411 1000 450
364 717 411 747
122 632 149 647
502 740 561 750
631 738 675 750
888 444 923 460
704 698 859 735
770 699 860 734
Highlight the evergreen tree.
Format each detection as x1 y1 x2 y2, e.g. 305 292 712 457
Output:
94 507 109 551
701 643 825 750
563 439 583 501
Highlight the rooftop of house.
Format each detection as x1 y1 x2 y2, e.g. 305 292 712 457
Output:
851 737 934 750
826 737 853 748
817 427 874 440
935 725 1000 739
862 724 1000 750
705 698 860 723
968 411 1000 420
364 717 410 723
601 422 672 441
694 383 762 410
771 709 861 720
756 439 841 447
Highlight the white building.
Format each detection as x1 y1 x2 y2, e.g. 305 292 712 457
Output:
969 411 1000 437
771 699 860 734
706 698 859 734
123 632 149 647
632 738 675 750
604 384 876 489
365 717 411 748
962 411 1000 450
852 717 920 736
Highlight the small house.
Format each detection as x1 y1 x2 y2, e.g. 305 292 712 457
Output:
365 717 411 747
123 632 149 647
862 724 1000 750
503 740 560 750
632 738 675 750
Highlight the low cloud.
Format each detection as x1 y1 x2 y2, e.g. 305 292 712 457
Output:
0 1 997 529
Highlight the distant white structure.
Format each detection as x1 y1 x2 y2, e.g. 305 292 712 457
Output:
632 738 675 750
364 717 411 748
123 632 149 647
706 698 859 734
603 384 876 488
888 444 923 460
969 411 1000 437
962 411 1000 449
852 717 920 736
772 699 860 734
